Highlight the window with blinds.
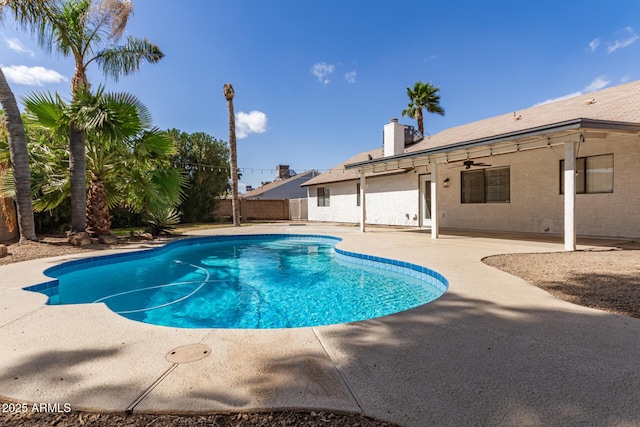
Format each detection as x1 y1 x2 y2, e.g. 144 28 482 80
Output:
317 187 330 207
461 167 510 203
560 154 613 194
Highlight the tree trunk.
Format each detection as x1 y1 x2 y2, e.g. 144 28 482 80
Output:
69 68 89 234
0 67 37 242
86 172 111 237
417 108 424 136
224 83 240 227
69 124 87 233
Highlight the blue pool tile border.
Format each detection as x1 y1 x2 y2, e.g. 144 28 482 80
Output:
333 248 448 294
23 234 448 297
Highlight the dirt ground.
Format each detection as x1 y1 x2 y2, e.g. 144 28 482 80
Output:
1 236 639 426
483 243 640 319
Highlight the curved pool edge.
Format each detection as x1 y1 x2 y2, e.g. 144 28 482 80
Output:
23 233 449 312
6 226 634 426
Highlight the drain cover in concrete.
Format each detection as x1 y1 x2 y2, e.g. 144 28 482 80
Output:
166 344 212 364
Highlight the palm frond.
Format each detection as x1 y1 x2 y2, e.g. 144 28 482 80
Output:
71 87 152 142
22 90 70 134
0 167 15 199
94 0 134 41
132 128 175 159
94 36 164 81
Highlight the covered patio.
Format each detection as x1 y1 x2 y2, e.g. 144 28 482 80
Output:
346 118 640 251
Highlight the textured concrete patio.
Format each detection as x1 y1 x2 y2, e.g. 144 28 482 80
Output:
1 224 639 426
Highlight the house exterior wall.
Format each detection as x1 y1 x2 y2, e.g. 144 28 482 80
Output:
308 136 640 239
438 136 640 238
308 180 360 223
307 170 425 226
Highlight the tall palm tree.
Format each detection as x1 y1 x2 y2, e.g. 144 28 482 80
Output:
223 83 240 227
0 67 37 242
23 89 184 237
401 81 445 136
1 0 164 237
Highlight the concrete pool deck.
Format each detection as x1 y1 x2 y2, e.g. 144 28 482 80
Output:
1 223 639 426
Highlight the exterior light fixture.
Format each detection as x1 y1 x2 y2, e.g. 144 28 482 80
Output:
443 178 450 188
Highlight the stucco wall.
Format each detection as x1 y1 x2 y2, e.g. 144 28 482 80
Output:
307 170 424 226
308 180 359 223
308 136 640 239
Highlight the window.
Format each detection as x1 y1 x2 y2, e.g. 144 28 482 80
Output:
461 167 510 203
356 183 361 206
560 154 613 194
317 187 330 207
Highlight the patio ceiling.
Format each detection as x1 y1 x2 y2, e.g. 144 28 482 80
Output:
345 118 640 174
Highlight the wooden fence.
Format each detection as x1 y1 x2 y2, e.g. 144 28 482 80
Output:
213 199 290 221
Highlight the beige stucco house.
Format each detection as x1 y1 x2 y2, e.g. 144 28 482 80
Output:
302 80 640 249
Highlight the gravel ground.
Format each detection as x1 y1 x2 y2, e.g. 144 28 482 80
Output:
483 243 640 319
1 236 639 426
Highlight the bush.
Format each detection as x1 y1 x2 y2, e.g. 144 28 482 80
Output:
142 208 180 236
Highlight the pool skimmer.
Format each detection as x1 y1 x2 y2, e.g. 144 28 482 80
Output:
126 343 213 414
165 343 212 364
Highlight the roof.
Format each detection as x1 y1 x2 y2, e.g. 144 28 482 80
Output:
302 148 383 187
243 169 319 198
305 79 640 186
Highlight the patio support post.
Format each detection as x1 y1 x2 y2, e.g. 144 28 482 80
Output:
431 162 439 239
360 173 366 233
564 141 576 251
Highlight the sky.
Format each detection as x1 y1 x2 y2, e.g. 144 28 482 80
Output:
3 0 640 191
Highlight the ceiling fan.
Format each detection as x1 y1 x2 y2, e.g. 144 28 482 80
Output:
462 160 491 169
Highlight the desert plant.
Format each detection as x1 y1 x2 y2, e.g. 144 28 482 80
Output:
142 207 180 236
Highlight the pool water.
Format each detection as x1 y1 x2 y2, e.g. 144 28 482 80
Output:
32 235 447 329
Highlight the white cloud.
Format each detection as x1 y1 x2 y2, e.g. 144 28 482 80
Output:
1 65 68 86
591 27 639 53
235 110 267 139
344 70 357 84
584 76 610 92
535 91 583 106
311 62 335 84
607 27 639 53
5 37 36 58
534 76 611 106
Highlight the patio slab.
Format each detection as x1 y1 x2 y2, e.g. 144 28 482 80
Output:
1 224 639 426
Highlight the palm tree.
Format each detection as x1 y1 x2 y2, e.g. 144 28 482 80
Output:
0 67 37 242
1 0 164 237
401 81 445 136
23 89 183 237
223 83 240 227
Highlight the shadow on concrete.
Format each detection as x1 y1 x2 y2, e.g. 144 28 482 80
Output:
174 290 640 426
1 291 639 426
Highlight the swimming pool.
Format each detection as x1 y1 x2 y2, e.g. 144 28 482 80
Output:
25 234 448 329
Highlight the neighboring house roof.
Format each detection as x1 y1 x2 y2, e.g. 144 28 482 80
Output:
305 79 640 186
243 169 319 198
302 148 383 187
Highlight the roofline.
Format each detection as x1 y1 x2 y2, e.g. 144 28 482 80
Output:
243 169 320 196
344 118 640 170
300 168 411 187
